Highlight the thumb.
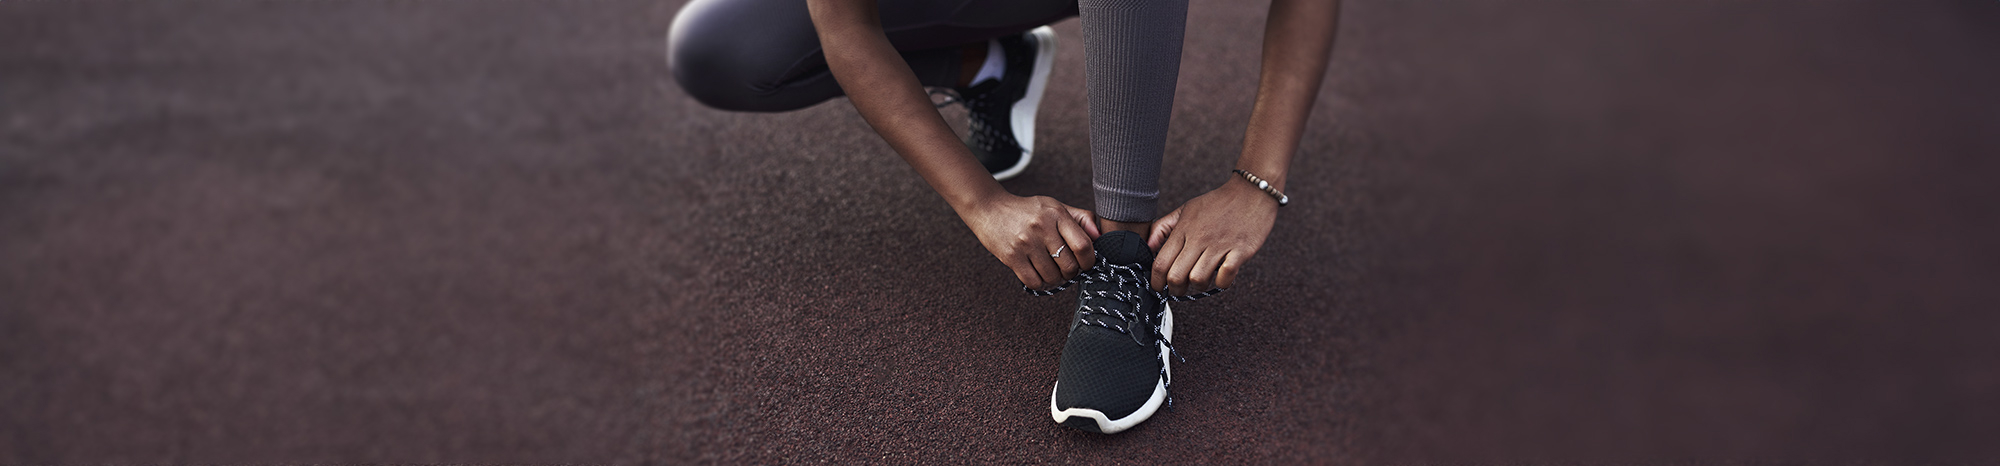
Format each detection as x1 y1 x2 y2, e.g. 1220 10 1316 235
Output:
1066 205 1102 239
1148 209 1180 251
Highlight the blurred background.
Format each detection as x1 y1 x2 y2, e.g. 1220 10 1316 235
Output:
3 0 1996 463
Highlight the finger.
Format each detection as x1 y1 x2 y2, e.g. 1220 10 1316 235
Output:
1215 249 1248 289
1027 247 1065 291
1188 248 1228 292
1167 245 1204 297
1054 244 1082 281
1008 259 1043 289
1151 234 1186 292
1066 205 1102 239
1054 216 1096 277
1147 209 1180 251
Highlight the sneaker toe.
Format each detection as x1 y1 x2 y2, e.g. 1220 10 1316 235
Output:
1053 326 1165 421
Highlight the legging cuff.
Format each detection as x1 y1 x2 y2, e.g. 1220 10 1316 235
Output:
1093 182 1159 223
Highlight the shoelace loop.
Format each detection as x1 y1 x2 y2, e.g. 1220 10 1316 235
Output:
1024 257 1223 302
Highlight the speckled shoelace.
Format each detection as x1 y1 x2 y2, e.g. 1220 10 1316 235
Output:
1027 257 1220 408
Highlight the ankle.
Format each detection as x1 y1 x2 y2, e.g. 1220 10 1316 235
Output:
1098 218 1151 235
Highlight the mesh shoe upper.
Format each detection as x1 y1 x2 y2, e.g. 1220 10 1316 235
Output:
1052 231 1166 420
958 32 1041 175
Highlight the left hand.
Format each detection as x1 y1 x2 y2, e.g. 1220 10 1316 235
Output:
1147 177 1280 296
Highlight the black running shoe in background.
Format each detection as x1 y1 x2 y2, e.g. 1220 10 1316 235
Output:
955 26 1057 180
1049 230 1175 434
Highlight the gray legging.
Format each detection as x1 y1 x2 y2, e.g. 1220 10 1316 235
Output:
666 0 1187 223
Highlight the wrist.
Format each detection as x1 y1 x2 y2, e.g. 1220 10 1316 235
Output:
1232 163 1287 192
949 185 1015 217
1224 175 1266 198
934 168 1010 213
1226 170 1288 208
1233 142 1288 187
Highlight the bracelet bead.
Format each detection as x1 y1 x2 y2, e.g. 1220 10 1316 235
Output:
1231 169 1289 207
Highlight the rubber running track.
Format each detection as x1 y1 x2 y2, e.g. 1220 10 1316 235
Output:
4 0 1997 463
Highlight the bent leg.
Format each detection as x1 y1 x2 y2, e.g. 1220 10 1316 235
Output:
1078 0 1188 223
667 0 1078 112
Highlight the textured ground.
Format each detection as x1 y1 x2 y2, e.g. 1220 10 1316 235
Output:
3 0 1997 463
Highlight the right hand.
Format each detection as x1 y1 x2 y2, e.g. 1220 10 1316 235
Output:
958 194 1102 290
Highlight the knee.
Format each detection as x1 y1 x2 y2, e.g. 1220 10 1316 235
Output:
666 0 806 111
665 1 748 110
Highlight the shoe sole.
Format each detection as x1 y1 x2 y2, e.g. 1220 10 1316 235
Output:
992 26 1057 181
1048 302 1173 434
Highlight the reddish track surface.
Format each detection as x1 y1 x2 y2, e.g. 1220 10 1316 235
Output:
4 0 1997 463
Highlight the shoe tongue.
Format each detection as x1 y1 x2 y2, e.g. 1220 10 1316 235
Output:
1093 231 1153 266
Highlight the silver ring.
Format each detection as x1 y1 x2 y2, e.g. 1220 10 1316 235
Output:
1051 244 1066 258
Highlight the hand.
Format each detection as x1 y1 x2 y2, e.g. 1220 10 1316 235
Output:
1147 178 1279 296
958 194 1102 290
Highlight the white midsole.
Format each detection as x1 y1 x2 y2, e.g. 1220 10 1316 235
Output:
1049 303 1174 434
992 26 1058 181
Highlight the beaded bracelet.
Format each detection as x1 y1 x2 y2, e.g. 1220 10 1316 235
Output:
1232 169 1289 207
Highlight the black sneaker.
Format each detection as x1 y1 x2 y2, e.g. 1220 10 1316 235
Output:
952 26 1057 180
1047 230 1175 434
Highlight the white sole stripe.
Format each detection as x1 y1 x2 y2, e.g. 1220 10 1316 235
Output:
992 26 1058 181
1049 303 1173 434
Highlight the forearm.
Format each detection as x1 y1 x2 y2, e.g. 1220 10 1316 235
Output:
1235 0 1341 191
807 0 1006 210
